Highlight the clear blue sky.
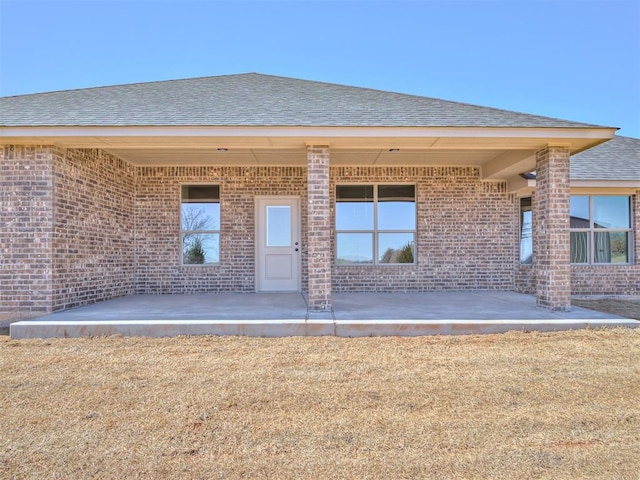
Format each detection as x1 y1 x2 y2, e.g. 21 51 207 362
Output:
1 0 639 137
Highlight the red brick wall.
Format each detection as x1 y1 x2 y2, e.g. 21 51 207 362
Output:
515 265 535 294
571 266 639 295
135 165 519 295
0 146 55 315
331 167 517 291
52 149 135 310
134 166 308 294
519 266 640 296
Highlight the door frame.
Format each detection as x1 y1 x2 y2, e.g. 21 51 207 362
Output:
254 195 302 292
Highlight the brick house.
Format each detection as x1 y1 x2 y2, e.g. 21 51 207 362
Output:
1 73 638 318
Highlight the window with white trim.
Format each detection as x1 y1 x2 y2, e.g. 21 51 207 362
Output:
519 197 533 264
336 184 416 264
570 195 633 264
181 185 220 265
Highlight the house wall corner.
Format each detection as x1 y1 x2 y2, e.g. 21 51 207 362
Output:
0 145 56 318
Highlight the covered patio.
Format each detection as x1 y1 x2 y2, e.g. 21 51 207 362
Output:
10 291 638 339
4 74 637 330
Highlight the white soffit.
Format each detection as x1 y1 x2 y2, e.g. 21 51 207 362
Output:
0 125 616 177
0 125 616 147
100 148 509 167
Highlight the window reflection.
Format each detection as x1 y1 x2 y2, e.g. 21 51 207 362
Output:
570 195 632 264
593 197 630 229
570 196 590 228
378 233 414 263
595 232 628 263
335 202 374 230
181 185 220 265
336 233 373 264
182 233 220 264
336 185 416 265
378 185 416 230
336 185 374 230
520 197 532 264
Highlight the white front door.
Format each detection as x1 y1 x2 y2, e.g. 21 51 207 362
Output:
256 197 301 292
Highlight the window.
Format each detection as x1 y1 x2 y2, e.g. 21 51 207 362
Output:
181 185 220 265
570 195 632 264
336 184 416 264
519 197 533 264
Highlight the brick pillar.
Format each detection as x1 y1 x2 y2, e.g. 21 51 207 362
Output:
533 146 571 310
0 146 55 317
306 145 332 312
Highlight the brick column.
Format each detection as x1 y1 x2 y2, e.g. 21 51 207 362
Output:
0 145 55 317
306 145 332 312
533 146 571 310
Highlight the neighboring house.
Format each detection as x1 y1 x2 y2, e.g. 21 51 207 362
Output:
0 73 638 318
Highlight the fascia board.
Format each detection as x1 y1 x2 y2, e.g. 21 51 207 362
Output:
0 125 618 139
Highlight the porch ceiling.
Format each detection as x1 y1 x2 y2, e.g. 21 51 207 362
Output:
0 125 616 181
101 147 509 168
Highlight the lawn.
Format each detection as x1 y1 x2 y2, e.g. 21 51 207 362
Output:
1 329 639 479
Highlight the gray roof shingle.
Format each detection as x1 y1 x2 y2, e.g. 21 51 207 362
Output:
571 135 640 181
0 73 608 128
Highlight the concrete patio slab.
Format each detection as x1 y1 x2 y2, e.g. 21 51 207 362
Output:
9 291 639 339
332 291 624 320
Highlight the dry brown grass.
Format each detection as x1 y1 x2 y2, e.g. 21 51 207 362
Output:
1 330 639 479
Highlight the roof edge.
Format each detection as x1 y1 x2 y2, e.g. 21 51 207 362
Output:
0 125 618 139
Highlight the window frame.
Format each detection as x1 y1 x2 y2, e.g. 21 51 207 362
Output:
335 183 417 266
570 195 633 265
180 184 221 266
519 197 533 265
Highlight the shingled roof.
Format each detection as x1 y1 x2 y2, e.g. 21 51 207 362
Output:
0 73 606 129
571 135 640 181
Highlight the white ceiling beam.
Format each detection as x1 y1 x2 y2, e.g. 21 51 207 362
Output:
482 150 536 180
